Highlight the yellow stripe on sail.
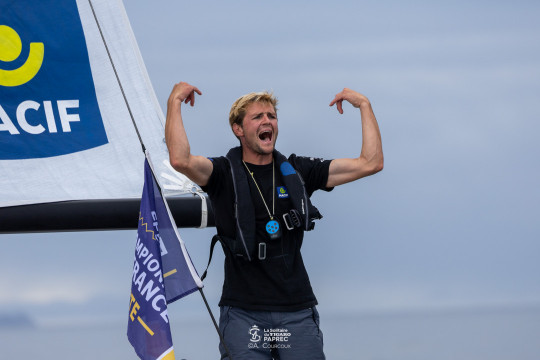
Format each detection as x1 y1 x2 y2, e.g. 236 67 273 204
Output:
137 316 154 336
163 269 177 278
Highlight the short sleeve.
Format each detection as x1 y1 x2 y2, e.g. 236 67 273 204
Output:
288 154 334 196
201 156 228 197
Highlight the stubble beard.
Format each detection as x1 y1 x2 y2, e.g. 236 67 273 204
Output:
245 132 277 156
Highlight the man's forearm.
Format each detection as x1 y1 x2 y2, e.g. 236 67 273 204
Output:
163 82 212 186
165 98 192 171
358 100 383 173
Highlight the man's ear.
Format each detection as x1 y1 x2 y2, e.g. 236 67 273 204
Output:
232 123 243 138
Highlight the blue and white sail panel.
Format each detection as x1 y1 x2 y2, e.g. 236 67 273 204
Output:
0 0 185 208
0 0 106 159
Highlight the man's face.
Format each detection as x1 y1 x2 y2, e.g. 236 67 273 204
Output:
235 102 278 155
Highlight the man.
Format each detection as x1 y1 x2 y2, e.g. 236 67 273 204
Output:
165 82 383 359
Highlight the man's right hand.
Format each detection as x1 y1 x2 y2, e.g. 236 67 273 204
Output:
168 81 202 107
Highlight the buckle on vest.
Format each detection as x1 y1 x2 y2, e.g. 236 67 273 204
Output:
258 242 266 260
283 209 301 230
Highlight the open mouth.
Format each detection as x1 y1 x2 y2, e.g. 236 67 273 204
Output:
258 129 273 143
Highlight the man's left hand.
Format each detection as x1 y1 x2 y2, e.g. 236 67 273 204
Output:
329 88 370 114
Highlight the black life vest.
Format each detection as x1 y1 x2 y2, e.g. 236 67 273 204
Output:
222 146 322 261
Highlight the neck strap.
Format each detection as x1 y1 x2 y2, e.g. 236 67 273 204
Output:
242 158 275 220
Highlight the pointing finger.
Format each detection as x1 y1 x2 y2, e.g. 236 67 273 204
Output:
337 100 343 114
329 93 341 107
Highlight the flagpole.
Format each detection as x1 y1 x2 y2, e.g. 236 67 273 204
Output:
199 289 234 360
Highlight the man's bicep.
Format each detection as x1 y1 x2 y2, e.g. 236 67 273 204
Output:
327 157 373 187
184 155 214 187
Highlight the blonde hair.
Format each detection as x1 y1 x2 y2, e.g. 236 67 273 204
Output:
229 91 278 129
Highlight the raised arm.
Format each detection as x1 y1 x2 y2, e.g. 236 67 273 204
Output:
326 88 383 187
165 82 213 187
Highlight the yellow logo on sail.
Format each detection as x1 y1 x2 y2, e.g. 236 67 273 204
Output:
0 25 44 87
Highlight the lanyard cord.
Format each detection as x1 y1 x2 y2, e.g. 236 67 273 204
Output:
242 159 275 220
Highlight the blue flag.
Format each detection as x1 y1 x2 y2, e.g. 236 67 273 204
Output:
128 156 203 360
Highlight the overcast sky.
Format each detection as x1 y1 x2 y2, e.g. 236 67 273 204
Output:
1 0 539 334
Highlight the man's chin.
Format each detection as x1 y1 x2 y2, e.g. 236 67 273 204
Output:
256 142 275 154
261 144 275 154
244 139 276 156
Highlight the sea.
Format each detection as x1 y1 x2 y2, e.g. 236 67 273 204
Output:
1 305 539 360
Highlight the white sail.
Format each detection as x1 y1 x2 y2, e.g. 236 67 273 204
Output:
0 0 196 209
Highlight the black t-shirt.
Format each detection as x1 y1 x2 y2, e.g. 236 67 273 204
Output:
203 153 333 311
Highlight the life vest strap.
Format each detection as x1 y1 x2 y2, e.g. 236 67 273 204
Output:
201 234 221 281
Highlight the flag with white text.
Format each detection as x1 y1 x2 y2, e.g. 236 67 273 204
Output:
128 156 203 360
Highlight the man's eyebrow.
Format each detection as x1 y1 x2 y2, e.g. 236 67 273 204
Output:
251 111 276 118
